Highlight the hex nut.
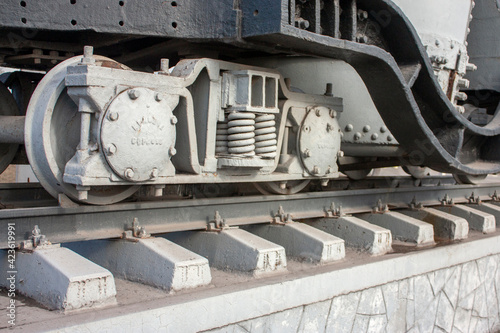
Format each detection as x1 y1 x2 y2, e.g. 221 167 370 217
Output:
128 89 141 100
105 144 117 156
108 112 119 121
125 168 135 179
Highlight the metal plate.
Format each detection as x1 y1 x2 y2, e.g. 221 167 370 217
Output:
101 88 177 182
298 106 341 177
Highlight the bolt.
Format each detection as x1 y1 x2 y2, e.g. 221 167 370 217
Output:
363 125 371 133
337 150 344 157
327 123 334 132
357 10 368 20
313 166 320 175
125 168 135 179
329 109 337 118
345 124 354 132
303 149 312 158
105 144 117 155
155 93 164 102
321 179 329 187
371 133 379 140
160 58 170 73
354 132 362 140
279 181 287 190
83 45 94 58
327 166 334 174
108 111 119 121
387 135 394 142
358 35 368 43
435 39 440 46
170 116 178 125
380 126 388 133
315 108 321 117
169 146 177 156
325 83 334 97
128 89 141 100
150 168 159 179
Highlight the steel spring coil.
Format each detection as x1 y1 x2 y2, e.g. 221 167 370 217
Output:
227 112 255 156
215 121 229 154
254 114 277 158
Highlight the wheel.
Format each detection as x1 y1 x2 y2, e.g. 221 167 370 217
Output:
25 56 140 204
0 81 20 175
402 166 431 179
453 174 487 185
254 180 311 195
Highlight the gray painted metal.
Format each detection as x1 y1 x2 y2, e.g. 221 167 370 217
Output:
1 183 500 249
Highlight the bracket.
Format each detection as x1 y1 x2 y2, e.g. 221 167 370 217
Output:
326 202 344 218
372 199 389 213
440 194 454 206
21 225 50 250
468 192 481 204
272 206 293 224
409 196 423 210
122 218 151 240
207 211 235 231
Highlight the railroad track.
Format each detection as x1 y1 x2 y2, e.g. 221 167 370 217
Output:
2 176 500 331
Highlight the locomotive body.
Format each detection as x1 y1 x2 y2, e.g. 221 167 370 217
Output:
0 0 499 204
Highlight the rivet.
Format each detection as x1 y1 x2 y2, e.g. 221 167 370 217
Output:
435 39 440 46
363 125 371 133
329 109 337 118
315 108 321 117
371 133 379 140
380 126 387 133
125 168 135 179
169 146 177 156
108 112 119 121
354 132 362 140
345 124 354 132
105 144 117 155
128 89 141 100
170 116 178 125
155 93 163 102
327 123 334 132
387 135 394 142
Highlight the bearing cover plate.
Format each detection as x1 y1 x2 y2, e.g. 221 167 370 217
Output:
298 107 341 177
101 88 176 182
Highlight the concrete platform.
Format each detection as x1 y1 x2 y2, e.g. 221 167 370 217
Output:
8 231 500 332
401 208 469 240
65 237 211 291
357 211 435 245
244 222 345 263
434 205 496 234
0 244 116 311
307 217 392 255
164 228 287 276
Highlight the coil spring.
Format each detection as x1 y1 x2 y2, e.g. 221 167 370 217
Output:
215 121 228 154
227 112 255 156
254 114 277 158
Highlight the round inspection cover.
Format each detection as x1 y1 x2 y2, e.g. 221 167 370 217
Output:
298 107 341 177
101 88 176 182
